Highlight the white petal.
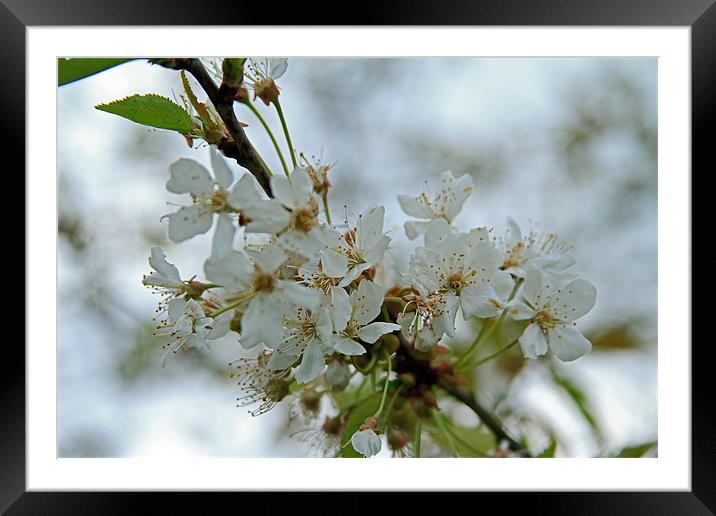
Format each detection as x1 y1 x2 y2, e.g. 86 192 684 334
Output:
209 146 234 189
327 286 352 332
211 213 235 259
337 263 371 288
279 229 322 257
521 266 555 308
433 293 460 338
333 336 366 355
247 244 286 274
295 340 325 384
167 297 188 322
506 217 523 246
163 205 213 243
548 325 592 362
207 311 231 340
397 194 431 219
508 300 535 321
460 284 502 319
148 247 182 285
548 279 597 322
439 170 473 221
319 250 349 278
167 158 214 200
269 58 288 80
204 252 253 292
244 199 291 234
228 174 261 210
350 280 384 326
404 220 429 240
282 281 320 309
519 323 549 359
240 296 285 349
356 205 385 252
351 429 381 457
357 322 401 344
268 349 299 370
423 219 451 248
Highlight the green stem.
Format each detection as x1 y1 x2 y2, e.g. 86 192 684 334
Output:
373 352 392 419
321 193 332 224
415 420 423 458
242 99 288 177
208 292 254 318
469 338 520 368
272 98 297 169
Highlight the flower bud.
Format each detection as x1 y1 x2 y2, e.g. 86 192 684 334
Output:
382 334 400 354
387 428 409 451
299 388 321 415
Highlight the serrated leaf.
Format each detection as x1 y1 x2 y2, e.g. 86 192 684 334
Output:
95 94 193 133
615 442 656 458
338 393 382 458
58 58 134 86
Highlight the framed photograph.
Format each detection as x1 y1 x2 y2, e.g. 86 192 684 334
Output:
9 0 706 512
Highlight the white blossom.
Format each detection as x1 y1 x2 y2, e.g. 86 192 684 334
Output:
162 147 261 243
326 280 400 355
243 167 325 257
244 58 288 105
155 297 229 366
231 351 290 416
268 306 333 384
203 243 319 349
398 170 474 240
408 225 514 320
509 267 596 362
397 288 459 351
317 205 391 287
499 218 576 281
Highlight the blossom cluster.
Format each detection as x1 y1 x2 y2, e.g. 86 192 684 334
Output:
142 58 597 458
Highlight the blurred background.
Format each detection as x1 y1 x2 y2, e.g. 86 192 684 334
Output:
58 58 657 458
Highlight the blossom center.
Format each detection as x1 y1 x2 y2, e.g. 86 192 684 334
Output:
252 272 276 292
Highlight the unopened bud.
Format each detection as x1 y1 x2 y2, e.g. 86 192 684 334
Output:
382 334 400 354
325 360 351 392
359 416 378 432
387 428 409 451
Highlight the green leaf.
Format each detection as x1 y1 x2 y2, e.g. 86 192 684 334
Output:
429 414 496 457
615 442 656 458
58 58 134 86
550 368 601 438
538 437 557 458
338 393 382 458
95 94 193 133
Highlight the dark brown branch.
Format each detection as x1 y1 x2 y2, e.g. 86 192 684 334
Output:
439 380 526 455
152 58 273 197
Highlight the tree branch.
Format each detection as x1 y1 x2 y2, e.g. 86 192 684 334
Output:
439 380 527 455
153 58 273 197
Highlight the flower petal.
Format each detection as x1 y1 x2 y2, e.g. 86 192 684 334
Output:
228 174 262 210
519 323 549 359
351 429 381 457
211 213 235 259
350 280 384 326
333 336 366 356
163 205 213 243
397 194 432 219
167 158 214 200
269 58 288 80
247 244 287 274
357 322 401 344
204 252 253 292
243 199 290 234
548 325 592 362
147 247 182 285
209 146 234 190
460 284 503 319
327 286 351 332
548 279 597 322
295 340 325 384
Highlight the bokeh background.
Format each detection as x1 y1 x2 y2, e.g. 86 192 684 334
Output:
58 58 657 458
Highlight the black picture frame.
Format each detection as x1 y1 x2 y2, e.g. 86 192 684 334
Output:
6 0 706 512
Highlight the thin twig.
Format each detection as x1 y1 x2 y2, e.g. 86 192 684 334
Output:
152 58 273 196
